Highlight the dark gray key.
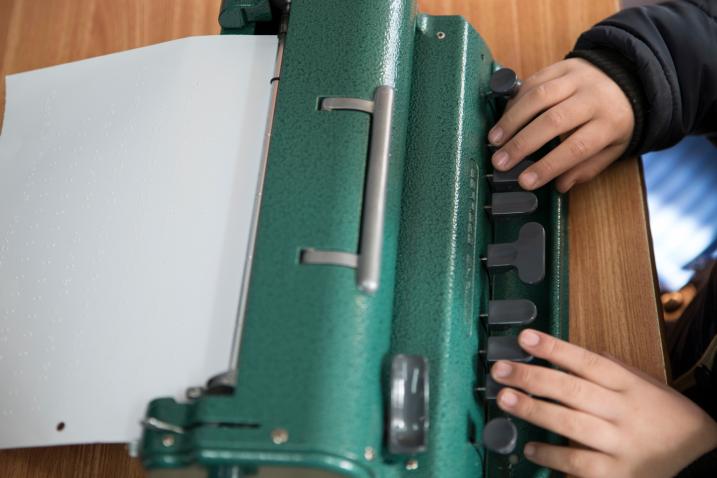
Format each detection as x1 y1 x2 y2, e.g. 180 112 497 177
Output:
388 355 429 455
486 336 533 362
480 375 505 400
490 68 521 98
486 222 545 284
487 192 538 218
483 417 518 455
488 160 534 192
487 299 537 327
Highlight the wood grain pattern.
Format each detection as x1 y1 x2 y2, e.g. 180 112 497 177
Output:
417 0 619 79
0 0 665 476
569 159 667 381
0 444 142 478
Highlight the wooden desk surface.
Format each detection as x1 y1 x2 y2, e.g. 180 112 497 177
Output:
0 0 665 476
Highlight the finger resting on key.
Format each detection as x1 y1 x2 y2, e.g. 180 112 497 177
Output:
515 329 632 391
523 442 614 478
496 388 619 452
489 75 576 148
490 361 623 421
517 121 609 190
493 95 591 173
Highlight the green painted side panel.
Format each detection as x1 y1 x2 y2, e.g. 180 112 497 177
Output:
141 2 569 477
144 0 418 475
389 14 492 478
218 0 417 470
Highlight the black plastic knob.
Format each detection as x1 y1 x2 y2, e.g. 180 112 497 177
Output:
483 417 518 455
486 222 546 285
487 192 538 218
490 68 521 98
489 160 534 192
486 335 533 362
480 375 505 400
487 299 538 327
387 355 429 455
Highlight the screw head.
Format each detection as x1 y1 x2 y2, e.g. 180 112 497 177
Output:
161 435 175 447
271 428 289 444
405 458 419 470
364 446 375 461
185 386 204 400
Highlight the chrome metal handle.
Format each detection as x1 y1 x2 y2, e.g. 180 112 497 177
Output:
302 85 395 293
357 86 394 293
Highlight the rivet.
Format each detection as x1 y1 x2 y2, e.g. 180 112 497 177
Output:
405 458 419 470
271 428 289 444
161 435 175 447
436 31 446 40
364 446 375 461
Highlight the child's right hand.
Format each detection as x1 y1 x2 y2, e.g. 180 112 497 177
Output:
488 58 635 192
491 330 717 477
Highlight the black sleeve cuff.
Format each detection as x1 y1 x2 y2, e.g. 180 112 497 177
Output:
566 48 646 157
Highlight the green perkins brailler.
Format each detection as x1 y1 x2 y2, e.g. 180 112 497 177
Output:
141 1 568 477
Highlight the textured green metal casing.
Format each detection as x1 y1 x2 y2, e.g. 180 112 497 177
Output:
141 1 568 476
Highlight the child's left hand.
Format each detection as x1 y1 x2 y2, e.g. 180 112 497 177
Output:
491 329 717 478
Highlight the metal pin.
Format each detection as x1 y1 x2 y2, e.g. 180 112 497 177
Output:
406 459 419 470
364 447 375 461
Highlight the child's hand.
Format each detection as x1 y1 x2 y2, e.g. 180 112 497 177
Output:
491 329 717 477
488 58 634 192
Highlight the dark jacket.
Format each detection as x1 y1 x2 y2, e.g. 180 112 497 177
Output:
568 0 717 155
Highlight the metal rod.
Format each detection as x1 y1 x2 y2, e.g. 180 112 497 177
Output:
227 4 290 373
357 86 394 293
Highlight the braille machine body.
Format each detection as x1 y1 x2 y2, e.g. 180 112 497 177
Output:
140 1 568 477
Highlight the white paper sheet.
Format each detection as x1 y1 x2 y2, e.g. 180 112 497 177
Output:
0 35 277 448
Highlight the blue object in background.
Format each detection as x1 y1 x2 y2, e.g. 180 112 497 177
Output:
642 136 717 291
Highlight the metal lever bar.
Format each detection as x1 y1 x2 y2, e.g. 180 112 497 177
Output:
302 86 395 293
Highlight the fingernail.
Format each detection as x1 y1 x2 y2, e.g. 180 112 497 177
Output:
524 444 536 457
493 151 509 169
520 171 538 188
489 127 503 144
500 390 518 408
492 361 512 378
520 330 540 347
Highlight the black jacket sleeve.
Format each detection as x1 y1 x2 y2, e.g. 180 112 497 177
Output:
567 0 717 155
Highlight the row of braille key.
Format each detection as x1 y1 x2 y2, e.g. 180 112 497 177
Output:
480 67 543 457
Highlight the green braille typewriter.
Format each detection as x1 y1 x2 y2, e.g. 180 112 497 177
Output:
140 1 568 476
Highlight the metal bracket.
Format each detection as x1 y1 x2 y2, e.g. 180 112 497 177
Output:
300 85 395 294
141 417 186 435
